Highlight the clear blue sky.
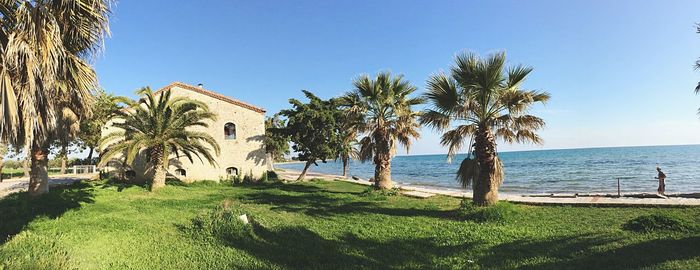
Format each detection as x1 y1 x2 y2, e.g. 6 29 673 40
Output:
94 0 700 155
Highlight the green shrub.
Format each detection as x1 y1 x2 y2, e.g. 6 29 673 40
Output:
243 170 255 183
359 186 400 198
459 200 520 223
266 170 278 181
186 180 219 187
623 213 693 233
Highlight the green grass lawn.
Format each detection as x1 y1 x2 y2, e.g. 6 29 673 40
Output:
0 168 25 179
1 168 62 180
0 179 699 269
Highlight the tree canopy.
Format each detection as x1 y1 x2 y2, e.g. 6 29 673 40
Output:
276 90 342 180
264 113 290 162
78 89 125 162
99 87 220 190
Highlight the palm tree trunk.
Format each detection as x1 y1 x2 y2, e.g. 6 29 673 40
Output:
373 132 393 189
266 152 275 171
473 128 499 206
150 146 167 190
297 160 313 181
29 145 50 197
86 147 94 164
60 144 67 174
60 157 66 174
342 156 349 178
374 158 392 189
22 157 29 177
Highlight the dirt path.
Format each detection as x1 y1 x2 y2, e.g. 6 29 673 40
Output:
0 174 96 198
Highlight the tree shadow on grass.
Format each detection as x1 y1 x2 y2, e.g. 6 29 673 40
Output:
221 222 473 269
98 178 144 192
482 234 700 269
239 190 460 220
0 182 95 244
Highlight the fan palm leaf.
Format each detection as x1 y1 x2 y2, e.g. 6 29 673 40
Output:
99 87 220 191
421 51 549 206
0 0 111 196
339 72 423 189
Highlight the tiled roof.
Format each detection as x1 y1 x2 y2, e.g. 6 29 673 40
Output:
154 82 266 114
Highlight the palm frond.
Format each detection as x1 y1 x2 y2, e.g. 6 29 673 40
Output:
456 157 479 188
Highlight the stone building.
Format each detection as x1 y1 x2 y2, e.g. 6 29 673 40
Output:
101 82 267 182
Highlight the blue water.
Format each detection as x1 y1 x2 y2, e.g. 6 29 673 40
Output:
277 145 700 194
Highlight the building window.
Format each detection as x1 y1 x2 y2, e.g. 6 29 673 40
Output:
224 122 236 140
175 169 186 177
226 167 239 177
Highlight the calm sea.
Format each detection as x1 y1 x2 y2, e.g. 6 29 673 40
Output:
276 144 700 194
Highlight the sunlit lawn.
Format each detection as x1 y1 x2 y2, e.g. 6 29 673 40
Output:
0 179 698 269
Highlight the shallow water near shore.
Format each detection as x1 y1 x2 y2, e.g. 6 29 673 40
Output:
277 144 700 194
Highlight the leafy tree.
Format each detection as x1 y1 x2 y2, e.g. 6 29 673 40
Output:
276 90 342 181
53 107 81 174
264 113 290 169
78 89 126 163
0 0 111 196
99 87 221 191
339 72 422 189
421 52 550 206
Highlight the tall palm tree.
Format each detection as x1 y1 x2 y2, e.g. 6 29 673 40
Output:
421 52 550 206
340 72 422 189
0 0 112 196
99 87 221 191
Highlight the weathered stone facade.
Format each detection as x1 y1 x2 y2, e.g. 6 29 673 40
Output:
101 82 267 182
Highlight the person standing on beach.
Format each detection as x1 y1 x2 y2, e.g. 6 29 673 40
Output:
654 167 666 195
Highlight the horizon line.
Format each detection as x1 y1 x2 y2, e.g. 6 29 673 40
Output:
395 143 700 157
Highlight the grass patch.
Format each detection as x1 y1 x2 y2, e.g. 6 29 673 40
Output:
359 186 400 198
0 180 699 269
458 200 521 223
623 213 694 233
183 199 255 243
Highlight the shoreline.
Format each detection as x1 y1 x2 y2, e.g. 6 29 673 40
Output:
275 169 700 206
273 161 306 165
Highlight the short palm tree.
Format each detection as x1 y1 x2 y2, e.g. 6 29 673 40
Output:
340 72 422 189
336 122 359 178
421 52 550 206
99 87 221 191
0 0 111 196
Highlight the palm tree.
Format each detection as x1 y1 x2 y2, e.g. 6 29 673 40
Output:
99 87 221 191
421 52 550 206
55 107 81 174
340 72 423 189
336 128 358 178
336 110 360 178
0 0 112 196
